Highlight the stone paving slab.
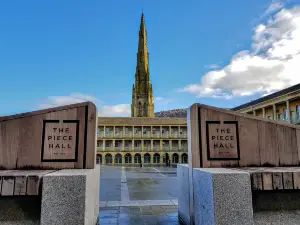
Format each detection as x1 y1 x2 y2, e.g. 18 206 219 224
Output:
101 200 178 208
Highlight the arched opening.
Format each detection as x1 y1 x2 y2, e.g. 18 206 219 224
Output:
153 153 160 163
144 153 151 163
125 153 132 164
115 154 122 164
134 153 141 163
172 153 179 164
105 154 112 164
96 154 102 164
143 103 147 116
138 102 142 116
181 153 188 164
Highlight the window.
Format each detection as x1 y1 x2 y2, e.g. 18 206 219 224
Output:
180 128 183 134
297 105 300 120
105 127 110 135
162 128 165 135
284 108 289 121
105 141 110 148
97 141 101 147
143 128 147 134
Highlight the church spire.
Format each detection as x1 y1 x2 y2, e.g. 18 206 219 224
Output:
131 12 154 118
137 11 149 75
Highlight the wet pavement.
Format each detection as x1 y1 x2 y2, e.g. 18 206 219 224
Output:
99 205 181 225
100 166 178 202
100 165 181 224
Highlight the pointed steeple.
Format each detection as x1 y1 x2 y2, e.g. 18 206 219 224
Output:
137 11 149 75
131 12 154 118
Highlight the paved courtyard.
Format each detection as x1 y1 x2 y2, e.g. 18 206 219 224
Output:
99 165 181 224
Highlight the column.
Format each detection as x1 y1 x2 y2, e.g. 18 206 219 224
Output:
178 126 180 138
112 140 115 152
286 100 291 123
142 140 144 151
132 126 134 138
103 140 105 151
142 126 144 138
150 126 153 138
170 140 172 151
262 107 266 118
273 104 277 120
179 140 182 151
112 155 115 165
122 140 125 151
103 126 106 137
151 140 153 150
113 126 116 138
169 126 172 137
160 140 163 151
132 140 134 152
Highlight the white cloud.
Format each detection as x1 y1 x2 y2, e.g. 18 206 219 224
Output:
98 104 131 117
37 93 97 109
262 0 284 18
155 96 173 104
38 93 131 117
180 5 300 99
204 64 220 70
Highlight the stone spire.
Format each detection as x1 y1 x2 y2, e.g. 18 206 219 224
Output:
131 12 154 117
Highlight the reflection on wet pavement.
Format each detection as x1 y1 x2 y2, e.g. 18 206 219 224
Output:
100 166 180 224
100 166 178 201
99 205 181 225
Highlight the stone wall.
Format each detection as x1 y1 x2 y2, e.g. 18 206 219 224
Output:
177 164 190 225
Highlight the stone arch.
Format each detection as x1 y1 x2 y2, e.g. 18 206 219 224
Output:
172 153 179 164
181 153 188 164
115 153 122 164
144 153 151 164
134 153 141 163
96 154 102 164
105 154 112 164
153 153 160 163
125 153 132 164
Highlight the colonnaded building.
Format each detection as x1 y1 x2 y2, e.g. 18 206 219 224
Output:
96 13 188 166
231 83 300 125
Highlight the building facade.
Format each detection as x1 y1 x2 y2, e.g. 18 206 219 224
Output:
131 12 154 118
231 83 300 125
96 117 188 165
96 13 188 165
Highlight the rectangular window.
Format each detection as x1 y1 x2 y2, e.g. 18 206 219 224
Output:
180 128 183 134
97 128 100 136
297 105 300 120
105 128 109 135
284 108 289 121
143 128 147 134
97 141 100 147
105 141 110 148
162 128 165 135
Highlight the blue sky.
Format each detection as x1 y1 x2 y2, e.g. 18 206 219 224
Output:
1 0 300 116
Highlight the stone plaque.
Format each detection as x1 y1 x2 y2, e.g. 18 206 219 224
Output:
206 121 240 160
41 120 79 162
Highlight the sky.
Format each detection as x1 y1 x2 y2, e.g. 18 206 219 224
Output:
0 0 300 116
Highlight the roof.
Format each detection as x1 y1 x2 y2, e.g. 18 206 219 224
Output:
231 83 300 111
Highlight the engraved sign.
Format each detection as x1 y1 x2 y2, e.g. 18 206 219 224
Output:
41 120 79 162
206 121 240 160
